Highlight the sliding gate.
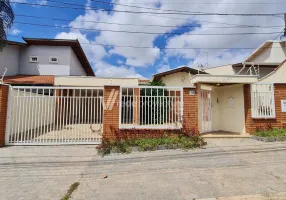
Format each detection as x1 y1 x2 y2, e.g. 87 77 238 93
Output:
5 86 103 145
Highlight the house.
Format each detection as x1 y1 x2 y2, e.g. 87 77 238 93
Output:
0 38 95 86
1 39 286 147
149 40 286 135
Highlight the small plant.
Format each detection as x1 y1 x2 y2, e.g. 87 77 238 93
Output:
61 182 80 200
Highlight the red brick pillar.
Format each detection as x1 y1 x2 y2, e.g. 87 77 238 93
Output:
183 87 199 133
133 88 140 125
103 86 120 139
0 85 9 147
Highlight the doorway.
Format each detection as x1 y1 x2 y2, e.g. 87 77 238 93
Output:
200 90 213 133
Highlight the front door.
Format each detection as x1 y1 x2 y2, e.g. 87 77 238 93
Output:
200 90 213 133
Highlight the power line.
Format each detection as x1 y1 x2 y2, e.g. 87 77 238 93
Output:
89 0 286 5
15 14 283 29
7 35 286 50
13 21 284 35
89 0 286 13
10 1 285 16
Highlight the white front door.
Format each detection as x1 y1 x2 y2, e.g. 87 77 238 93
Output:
200 90 213 133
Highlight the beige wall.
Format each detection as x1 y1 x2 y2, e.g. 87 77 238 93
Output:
216 85 246 133
248 42 286 64
161 72 195 87
198 84 246 134
205 65 234 75
259 61 286 83
55 77 139 87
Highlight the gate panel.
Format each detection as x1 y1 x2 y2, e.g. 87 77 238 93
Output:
6 86 103 145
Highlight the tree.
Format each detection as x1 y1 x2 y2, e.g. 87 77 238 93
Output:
0 0 14 51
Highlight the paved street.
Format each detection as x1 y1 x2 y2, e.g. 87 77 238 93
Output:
1 139 286 200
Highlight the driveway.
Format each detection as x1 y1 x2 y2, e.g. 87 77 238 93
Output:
1 139 286 200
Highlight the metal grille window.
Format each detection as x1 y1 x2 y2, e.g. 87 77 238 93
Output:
120 86 183 129
251 83 275 118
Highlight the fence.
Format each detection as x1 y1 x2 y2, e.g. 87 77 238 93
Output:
251 83 275 118
6 86 103 145
119 86 183 129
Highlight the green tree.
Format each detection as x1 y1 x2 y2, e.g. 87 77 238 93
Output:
0 0 14 51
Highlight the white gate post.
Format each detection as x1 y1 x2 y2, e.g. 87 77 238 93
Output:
5 85 13 145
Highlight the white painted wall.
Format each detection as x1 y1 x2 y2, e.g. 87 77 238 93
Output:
216 85 246 133
248 42 286 64
55 77 139 87
161 72 194 87
19 45 71 75
70 49 87 76
0 45 20 76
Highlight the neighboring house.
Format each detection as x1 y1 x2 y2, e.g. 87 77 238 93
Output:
205 40 286 79
0 38 95 86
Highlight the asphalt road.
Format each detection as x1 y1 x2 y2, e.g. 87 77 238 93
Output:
0 139 286 200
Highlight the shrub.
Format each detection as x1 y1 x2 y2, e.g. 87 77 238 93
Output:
97 134 203 157
254 128 286 138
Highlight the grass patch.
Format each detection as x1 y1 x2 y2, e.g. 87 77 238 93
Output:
254 128 286 138
61 182 80 200
97 135 203 157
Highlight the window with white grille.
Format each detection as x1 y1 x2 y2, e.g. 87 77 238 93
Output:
29 56 38 63
251 84 275 118
49 56 59 64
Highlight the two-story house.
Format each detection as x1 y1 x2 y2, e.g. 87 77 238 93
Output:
0 38 95 86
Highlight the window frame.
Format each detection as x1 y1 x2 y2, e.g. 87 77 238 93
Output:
49 56 59 64
29 56 39 63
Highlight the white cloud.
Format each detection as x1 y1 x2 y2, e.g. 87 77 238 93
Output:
55 31 107 64
55 0 285 77
94 61 145 79
37 0 47 5
164 0 284 68
157 65 170 73
55 31 145 78
9 28 21 36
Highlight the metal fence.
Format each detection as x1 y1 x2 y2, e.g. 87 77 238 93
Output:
5 86 103 145
251 83 275 118
119 86 183 129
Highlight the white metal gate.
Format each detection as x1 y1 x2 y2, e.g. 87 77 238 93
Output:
5 86 103 145
200 90 213 133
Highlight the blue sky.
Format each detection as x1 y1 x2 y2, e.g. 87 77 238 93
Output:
8 0 285 79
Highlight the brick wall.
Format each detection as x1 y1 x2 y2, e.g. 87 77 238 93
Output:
244 84 286 133
183 87 199 133
103 86 120 139
102 86 199 140
0 85 9 147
